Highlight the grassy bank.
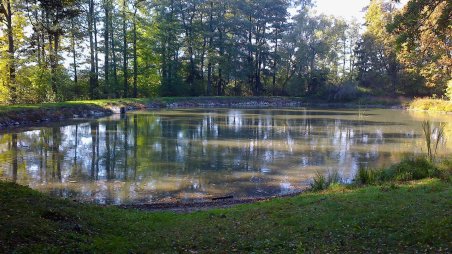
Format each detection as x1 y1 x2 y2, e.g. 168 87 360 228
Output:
0 99 154 129
1 177 451 252
410 98 452 113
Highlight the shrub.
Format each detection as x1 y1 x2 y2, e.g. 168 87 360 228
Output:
409 98 452 112
355 157 440 185
356 166 378 185
333 83 359 102
446 80 452 101
310 170 342 191
437 159 452 181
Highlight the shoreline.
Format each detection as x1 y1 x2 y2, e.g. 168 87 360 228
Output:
118 191 305 213
0 97 406 130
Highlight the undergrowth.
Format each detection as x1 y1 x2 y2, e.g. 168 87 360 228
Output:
312 157 451 191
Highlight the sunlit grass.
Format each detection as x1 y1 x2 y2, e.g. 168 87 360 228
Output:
0 98 152 112
410 98 452 112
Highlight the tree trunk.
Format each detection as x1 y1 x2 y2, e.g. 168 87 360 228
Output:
94 5 99 87
272 29 279 96
50 33 60 98
133 5 138 98
248 15 254 94
4 0 16 104
110 9 119 98
71 18 78 89
207 1 213 96
122 0 128 98
89 0 97 99
218 27 224 96
104 0 110 95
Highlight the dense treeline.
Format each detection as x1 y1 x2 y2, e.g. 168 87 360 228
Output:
0 0 450 104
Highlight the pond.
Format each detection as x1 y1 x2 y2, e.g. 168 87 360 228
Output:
1 108 451 205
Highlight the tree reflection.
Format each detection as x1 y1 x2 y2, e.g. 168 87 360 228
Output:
0 109 450 204
11 133 18 182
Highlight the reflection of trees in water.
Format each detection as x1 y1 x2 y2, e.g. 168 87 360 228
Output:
11 133 18 182
1 109 449 203
51 127 62 181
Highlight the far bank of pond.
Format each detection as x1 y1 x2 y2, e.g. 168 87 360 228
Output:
0 97 408 129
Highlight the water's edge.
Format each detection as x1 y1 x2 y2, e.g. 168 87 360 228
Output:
0 98 404 130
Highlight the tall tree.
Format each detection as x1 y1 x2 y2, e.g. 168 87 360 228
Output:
88 0 98 99
122 0 128 98
355 0 400 94
103 0 110 95
0 0 16 103
132 0 138 98
389 0 451 93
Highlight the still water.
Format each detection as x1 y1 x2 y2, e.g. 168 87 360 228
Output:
1 108 450 204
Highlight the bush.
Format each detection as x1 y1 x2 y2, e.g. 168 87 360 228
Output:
310 170 342 191
409 98 452 112
437 159 452 181
446 80 452 101
356 167 378 185
333 83 359 102
355 158 441 185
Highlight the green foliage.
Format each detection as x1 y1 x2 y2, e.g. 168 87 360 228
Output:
330 82 360 102
446 80 452 101
0 0 448 104
355 157 443 185
389 0 451 93
357 166 378 185
437 159 452 181
310 170 342 191
410 98 452 112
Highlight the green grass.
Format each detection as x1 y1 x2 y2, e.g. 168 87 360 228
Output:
410 98 452 113
1 177 451 253
0 98 152 113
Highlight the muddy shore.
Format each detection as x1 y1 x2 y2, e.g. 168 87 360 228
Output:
118 191 305 213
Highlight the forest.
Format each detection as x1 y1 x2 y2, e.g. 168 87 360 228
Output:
0 0 451 104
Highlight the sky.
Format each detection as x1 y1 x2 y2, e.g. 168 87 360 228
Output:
312 0 408 23
313 0 368 23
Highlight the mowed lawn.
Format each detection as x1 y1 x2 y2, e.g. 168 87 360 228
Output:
0 179 450 253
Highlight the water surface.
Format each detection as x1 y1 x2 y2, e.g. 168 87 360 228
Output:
1 108 450 204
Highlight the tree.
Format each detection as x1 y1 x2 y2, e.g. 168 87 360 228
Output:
88 0 99 99
122 0 128 98
0 0 17 103
355 0 400 94
389 0 451 94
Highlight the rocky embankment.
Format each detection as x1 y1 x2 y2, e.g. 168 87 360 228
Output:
0 105 113 129
0 97 306 129
0 97 404 129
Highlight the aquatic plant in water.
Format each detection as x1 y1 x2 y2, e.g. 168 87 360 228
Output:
421 120 446 162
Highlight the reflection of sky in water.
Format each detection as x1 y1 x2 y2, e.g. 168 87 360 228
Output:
0 108 451 205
